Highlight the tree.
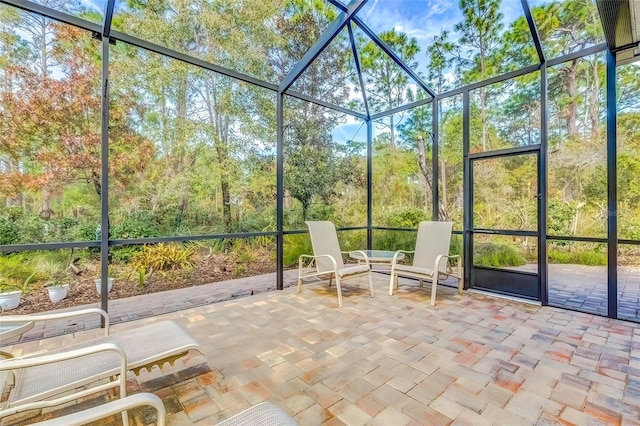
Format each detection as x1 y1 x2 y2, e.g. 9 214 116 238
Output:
274 0 361 222
455 0 504 152
357 29 420 148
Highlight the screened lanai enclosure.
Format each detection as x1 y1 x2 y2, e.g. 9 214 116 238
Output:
1 0 640 322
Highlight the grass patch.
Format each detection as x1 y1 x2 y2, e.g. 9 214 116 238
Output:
548 249 607 266
474 243 526 267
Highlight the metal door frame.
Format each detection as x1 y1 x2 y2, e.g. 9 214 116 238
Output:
465 144 542 301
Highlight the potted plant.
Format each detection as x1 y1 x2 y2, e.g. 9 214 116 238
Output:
0 277 22 311
45 272 70 304
95 269 115 295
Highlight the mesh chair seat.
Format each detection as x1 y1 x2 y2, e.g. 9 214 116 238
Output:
216 402 297 426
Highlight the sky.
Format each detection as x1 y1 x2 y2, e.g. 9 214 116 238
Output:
356 0 531 71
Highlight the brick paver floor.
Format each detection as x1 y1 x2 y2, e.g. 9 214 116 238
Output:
2 272 640 425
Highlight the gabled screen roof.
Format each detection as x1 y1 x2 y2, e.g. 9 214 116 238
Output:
112 0 341 85
355 0 539 93
7 0 611 117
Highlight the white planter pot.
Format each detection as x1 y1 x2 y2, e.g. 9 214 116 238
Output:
0 290 22 311
95 278 114 295
47 285 69 303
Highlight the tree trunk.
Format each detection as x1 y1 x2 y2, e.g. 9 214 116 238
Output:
204 76 234 232
480 86 488 151
589 59 601 140
440 159 448 219
40 186 53 219
417 136 434 215
563 59 580 138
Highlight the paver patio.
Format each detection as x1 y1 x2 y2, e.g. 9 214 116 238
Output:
2 271 640 425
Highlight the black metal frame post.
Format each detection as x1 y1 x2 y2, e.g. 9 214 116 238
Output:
539 64 549 305
99 36 110 317
606 49 617 318
432 100 439 221
462 91 471 288
367 119 373 249
276 93 284 290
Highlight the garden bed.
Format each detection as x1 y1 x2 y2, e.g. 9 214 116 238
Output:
7 250 276 315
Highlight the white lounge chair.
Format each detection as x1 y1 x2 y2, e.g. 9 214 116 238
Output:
388 221 463 306
0 343 129 422
298 221 374 307
0 308 205 418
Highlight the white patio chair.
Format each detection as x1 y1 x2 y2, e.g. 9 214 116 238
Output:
0 308 205 415
0 343 129 423
298 221 374 307
1 343 165 425
388 221 463 306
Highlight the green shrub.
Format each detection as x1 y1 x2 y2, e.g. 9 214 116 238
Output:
385 207 429 228
473 243 526 267
110 246 140 263
111 211 160 239
15 216 47 244
374 230 416 252
110 212 161 262
130 243 194 274
283 234 312 267
0 217 19 245
308 204 337 221
338 231 367 252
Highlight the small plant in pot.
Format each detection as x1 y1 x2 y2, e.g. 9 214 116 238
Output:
95 269 115 295
45 272 70 304
0 277 23 311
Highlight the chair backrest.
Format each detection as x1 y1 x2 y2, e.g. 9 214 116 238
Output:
306 221 345 272
413 221 453 273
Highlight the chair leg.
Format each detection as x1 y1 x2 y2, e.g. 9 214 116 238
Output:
430 275 438 307
335 275 343 307
457 260 463 294
368 273 375 298
328 274 333 287
297 258 303 294
389 270 395 295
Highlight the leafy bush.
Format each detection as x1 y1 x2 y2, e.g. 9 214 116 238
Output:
385 207 429 228
111 212 162 262
111 211 161 239
473 243 526 267
0 217 19 245
283 234 312 267
130 243 194 274
308 204 337 221
374 230 416 252
338 231 367 252
14 216 48 244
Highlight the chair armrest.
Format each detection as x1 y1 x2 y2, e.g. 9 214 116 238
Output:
0 342 126 372
31 392 166 426
341 250 370 267
434 254 461 275
0 308 110 336
391 250 414 265
0 343 128 418
299 254 339 271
